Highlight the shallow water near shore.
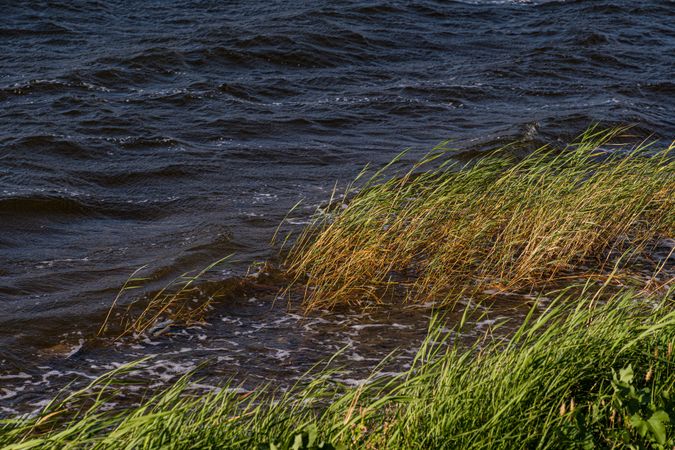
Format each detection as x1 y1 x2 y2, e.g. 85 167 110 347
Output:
1 287 545 416
1 0 674 414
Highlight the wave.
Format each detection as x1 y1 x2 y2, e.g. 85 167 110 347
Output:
0 193 171 220
0 22 74 37
0 78 110 101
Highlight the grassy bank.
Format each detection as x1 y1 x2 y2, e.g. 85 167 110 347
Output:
1 285 674 449
285 128 674 309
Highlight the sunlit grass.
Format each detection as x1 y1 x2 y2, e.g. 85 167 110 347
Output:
2 284 673 449
284 127 674 309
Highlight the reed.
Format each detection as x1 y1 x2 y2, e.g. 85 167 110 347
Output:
2 285 673 449
284 128 675 309
98 257 234 339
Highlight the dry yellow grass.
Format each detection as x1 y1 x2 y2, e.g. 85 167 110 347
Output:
284 128 675 309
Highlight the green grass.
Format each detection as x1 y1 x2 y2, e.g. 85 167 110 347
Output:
284 127 674 309
2 284 674 449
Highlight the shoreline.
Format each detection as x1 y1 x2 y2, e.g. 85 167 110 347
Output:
2 129 674 448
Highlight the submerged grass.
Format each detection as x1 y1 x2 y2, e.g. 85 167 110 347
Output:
98 257 235 339
284 128 674 309
1 285 674 449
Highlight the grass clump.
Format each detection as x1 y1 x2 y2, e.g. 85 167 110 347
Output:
98 257 236 339
1 286 674 449
285 128 674 309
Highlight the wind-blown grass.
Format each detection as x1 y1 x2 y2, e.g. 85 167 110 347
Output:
1 285 674 449
285 128 675 309
98 257 236 339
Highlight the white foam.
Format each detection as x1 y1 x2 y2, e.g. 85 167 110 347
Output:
0 372 31 380
65 339 85 359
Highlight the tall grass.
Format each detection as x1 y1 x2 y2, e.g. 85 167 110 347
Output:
285 128 675 309
2 285 673 449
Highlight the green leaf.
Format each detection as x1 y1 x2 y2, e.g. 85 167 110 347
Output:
305 424 318 447
647 415 667 445
630 414 648 437
291 433 304 450
651 410 670 424
647 410 670 446
619 366 634 384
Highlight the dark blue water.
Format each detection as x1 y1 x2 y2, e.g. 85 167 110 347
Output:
1 0 674 411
